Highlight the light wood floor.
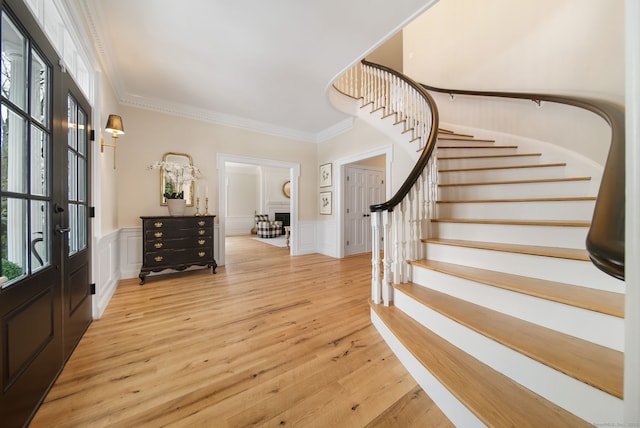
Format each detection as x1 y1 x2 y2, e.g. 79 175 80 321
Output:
30 236 452 427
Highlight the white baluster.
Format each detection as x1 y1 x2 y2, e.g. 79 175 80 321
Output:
371 211 382 304
393 209 402 284
400 199 409 283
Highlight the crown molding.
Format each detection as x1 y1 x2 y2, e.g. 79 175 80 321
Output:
119 94 322 143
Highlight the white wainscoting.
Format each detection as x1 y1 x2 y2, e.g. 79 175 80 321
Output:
92 230 121 319
295 220 318 255
316 220 338 258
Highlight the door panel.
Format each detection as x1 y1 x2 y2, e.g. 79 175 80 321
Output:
345 165 385 256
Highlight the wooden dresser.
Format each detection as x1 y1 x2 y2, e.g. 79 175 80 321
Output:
139 215 217 284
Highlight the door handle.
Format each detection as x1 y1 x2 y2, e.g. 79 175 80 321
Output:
56 225 70 234
363 214 371 217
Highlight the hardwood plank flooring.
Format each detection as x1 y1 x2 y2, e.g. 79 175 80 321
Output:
29 236 452 428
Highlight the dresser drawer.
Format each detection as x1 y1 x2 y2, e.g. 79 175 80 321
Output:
145 236 212 251
144 247 213 267
145 227 211 240
143 217 212 230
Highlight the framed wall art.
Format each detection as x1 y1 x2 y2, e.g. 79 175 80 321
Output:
319 163 332 187
319 191 332 215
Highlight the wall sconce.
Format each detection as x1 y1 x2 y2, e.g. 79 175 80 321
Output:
102 114 125 169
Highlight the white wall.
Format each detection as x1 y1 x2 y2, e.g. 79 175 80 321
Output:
225 163 259 235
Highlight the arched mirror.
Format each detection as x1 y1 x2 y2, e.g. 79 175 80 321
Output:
282 180 291 198
160 152 196 206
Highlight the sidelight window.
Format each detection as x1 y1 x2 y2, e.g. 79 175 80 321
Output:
1 10 52 287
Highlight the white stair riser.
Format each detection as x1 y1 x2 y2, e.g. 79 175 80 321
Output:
438 155 543 169
438 166 566 183
437 147 519 157
436 200 595 221
424 242 625 293
411 267 623 351
370 310 485 428
394 291 624 424
438 180 598 199
431 221 588 249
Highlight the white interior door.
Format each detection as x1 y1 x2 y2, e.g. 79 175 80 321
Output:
345 165 385 256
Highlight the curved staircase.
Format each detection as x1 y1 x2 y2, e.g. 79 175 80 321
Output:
371 129 624 426
332 64 625 424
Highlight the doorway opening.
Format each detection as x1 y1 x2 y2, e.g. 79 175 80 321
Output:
217 154 300 266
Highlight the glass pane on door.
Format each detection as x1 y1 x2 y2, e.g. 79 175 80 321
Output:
30 124 48 196
1 196 26 285
30 199 49 272
1 12 28 110
1 105 28 193
30 50 49 126
67 94 88 256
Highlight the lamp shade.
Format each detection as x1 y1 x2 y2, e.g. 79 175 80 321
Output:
105 114 125 135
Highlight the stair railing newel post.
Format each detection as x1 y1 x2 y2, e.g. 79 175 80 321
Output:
370 210 382 304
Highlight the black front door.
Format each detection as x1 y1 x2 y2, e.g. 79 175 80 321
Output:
61 77 92 359
0 1 92 426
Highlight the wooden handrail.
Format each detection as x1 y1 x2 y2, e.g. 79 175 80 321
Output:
420 83 625 280
362 60 440 213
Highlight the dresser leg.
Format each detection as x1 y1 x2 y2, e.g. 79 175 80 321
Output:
139 273 148 285
210 261 217 274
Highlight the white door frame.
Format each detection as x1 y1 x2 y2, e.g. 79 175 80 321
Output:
334 145 393 258
217 153 300 266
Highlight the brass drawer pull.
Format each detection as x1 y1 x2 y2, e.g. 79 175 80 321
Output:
154 256 163 262
198 229 205 235
198 220 205 226
154 242 163 249
198 251 206 257
154 221 163 228
198 239 205 245
155 231 163 238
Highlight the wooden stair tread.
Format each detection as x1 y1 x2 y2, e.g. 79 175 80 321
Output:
439 153 542 160
423 237 591 261
439 162 567 173
436 196 597 204
371 304 592 427
438 145 516 149
437 137 496 143
439 176 591 187
393 283 623 398
431 218 590 228
437 128 458 135
409 259 624 318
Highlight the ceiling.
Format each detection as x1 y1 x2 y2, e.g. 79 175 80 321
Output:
76 0 436 142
